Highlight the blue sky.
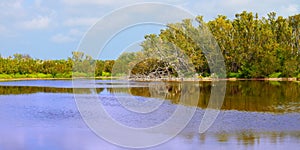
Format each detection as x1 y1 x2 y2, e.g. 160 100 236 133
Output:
0 0 299 60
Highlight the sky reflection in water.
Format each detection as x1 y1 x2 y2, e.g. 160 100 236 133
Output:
0 80 299 149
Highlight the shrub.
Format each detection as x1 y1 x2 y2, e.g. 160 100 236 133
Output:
228 72 242 78
0 74 12 79
102 72 111 77
269 72 282 78
14 73 27 78
72 72 88 77
27 74 37 78
36 73 52 78
63 72 72 78
202 72 210 77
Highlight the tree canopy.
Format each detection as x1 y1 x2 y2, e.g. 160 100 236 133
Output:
114 11 300 78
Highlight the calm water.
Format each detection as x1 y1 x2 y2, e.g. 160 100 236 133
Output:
0 80 299 149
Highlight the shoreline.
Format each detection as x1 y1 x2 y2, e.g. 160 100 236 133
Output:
0 77 120 82
130 78 300 83
0 77 299 82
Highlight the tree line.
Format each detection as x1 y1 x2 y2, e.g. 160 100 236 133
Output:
114 11 300 78
0 52 115 78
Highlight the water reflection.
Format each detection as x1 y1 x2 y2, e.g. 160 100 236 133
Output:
205 131 300 146
0 86 104 95
0 81 299 113
0 80 300 149
108 81 300 113
0 127 299 150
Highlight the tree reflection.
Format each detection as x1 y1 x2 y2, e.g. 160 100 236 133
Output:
1 81 299 113
0 86 104 95
109 81 300 113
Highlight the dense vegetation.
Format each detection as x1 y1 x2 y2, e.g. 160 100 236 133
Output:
115 11 300 78
0 11 299 79
0 52 115 79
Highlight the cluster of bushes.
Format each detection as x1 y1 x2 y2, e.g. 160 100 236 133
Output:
0 52 115 79
115 11 300 78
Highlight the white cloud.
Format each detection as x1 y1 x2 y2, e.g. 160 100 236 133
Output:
50 28 84 43
34 0 42 8
69 28 84 36
284 4 298 15
33 0 57 15
221 0 250 7
19 16 51 30
51 33 75 43
0 0 26 19
62 0 131 6
0 0 22 9
63 17 99 27
185 0 299 20
0 24 18 37
0 0 57 33
62 0 187 6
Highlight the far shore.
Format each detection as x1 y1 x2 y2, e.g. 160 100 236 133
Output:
0 77 299 82
0 77 119 82
129 77 300 82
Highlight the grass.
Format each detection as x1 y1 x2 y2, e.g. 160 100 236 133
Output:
228 72 243 78
55 73 72 78
0 71 299 81
37 73 53 78
0 73 59 79
0 74 12 79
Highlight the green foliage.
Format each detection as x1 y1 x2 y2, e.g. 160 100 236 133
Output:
201 72 210 77
95 60 105 76
36 73 53 78
115 11 299 78
103 60 115 73
0 52 115 79
113 52 137 76
72 72 89 77
269 72 282 78
228 72 243 78
102 72 111 77
13 73 28 78
27 74 38 78
0 74 12 79
55 73 72 78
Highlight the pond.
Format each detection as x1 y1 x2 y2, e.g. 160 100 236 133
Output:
0 80 299 149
